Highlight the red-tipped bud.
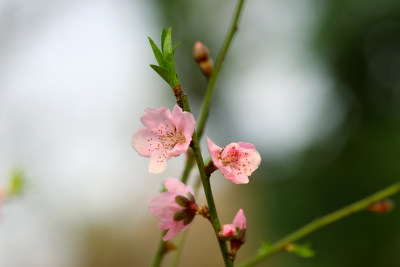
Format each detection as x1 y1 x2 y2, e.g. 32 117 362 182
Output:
193 41 209 62
367 199 394 214
219 224 237 241
199 58 214 76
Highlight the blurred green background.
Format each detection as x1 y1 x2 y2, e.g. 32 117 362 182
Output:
1 0 400 266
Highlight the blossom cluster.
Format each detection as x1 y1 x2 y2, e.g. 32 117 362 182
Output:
132 104 261 256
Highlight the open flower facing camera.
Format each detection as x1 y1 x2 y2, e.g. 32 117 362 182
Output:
131 105 195 174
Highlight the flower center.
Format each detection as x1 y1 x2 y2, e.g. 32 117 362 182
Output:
221 147 240 167
154 125 186 150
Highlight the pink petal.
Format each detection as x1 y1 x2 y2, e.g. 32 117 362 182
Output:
162 221 192 241
140 107 170 130
148 149 171 174
240 148 261 175
221 224 236 237
171 105 196 137
131 127 160 157
220 143 239 159
226 172 249 184
237 142 255 150
207 137 222 162
148 193 181 223
219 166 249 184
169 143 191 157
232 209 247 229
164 178 192 195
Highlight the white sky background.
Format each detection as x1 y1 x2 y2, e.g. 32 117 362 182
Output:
0 0 342 266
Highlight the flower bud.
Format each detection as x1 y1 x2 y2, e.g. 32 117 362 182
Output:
199 58 214 76
193 41 209 62
367 199 394 214
219 224 237 241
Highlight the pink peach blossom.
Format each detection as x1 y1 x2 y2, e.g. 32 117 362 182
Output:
207 137 261 184
132 105 196 173
148 178 198 241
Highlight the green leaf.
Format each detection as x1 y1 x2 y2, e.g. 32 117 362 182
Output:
164 52 176 75
287 243 315 258
150 64 175 87
163 27 173 57
172 42 180 55
148 37 164 67
161 28 167 53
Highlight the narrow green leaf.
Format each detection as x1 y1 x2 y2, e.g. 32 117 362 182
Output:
163 27 172 57
148 37 164 67
161 28 167 53
172 42 180 55
164 52 176 75
150 64 175 87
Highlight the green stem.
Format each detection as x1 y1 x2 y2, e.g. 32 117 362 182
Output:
152 231 167 267
238 182 400 267
197 0 246 138
182 96 233 267
151 154 195 267
151 0 246 264
181 151 195 184
169 176 203 267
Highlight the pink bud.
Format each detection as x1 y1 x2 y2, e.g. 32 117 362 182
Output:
232 209 247 229
219 224 237 241
199 58 214 76
193 41 209 62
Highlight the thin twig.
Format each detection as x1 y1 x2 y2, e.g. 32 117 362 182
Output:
238 182 400 267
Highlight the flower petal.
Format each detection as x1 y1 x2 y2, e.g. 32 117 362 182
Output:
232 209 247 229
171 105 196 137
131 127 160 157
148 149 171 174
140 107 171 130
148 192 181 229
162 221 192 241
165 178 194 195
207 137 222 161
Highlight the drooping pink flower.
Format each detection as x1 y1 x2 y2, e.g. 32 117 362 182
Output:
132 105 196 173
148 178 198 241
207 137 261 184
